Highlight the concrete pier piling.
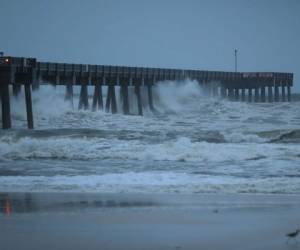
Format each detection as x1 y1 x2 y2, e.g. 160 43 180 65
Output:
55 74 60 86
106 85 117 114
24 83 34 129
32 71 40 91
0 56 294 129
110 86 117 114
65 83 73 102
92 83 103 111
1 82 11 129
281 83 286 102
228 88 234 101
135 85 143 116
147 84 154 112
105 86 111 113
248 88 252 102
260 86 266 102
287 85 291 102
254 88 259 102
268 86 273 102
78 84 89 110
234 88 239 101
121 85 129 115
241 88 246 102
65 74 75 106
274 84 279 102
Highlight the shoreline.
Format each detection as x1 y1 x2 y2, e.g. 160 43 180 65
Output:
1 192 300 249
2 191 300 213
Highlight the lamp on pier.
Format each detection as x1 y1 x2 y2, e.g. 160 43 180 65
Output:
235 49 238 72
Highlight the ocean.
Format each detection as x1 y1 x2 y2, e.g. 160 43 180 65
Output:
1 80 300 195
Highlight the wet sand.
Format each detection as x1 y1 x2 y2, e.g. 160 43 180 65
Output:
1 192 300 250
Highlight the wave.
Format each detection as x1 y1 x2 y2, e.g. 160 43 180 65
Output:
0 132 297 162
1 172 300 194
0 128 227 143
257 129 300 143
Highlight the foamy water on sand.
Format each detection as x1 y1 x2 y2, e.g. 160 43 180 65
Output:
1 80 300 194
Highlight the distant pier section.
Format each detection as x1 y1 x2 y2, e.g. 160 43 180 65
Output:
0 56 293 129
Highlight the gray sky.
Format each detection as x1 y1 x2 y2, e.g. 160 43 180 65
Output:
1 0 300 91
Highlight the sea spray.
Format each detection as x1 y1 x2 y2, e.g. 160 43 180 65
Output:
153 79 205 113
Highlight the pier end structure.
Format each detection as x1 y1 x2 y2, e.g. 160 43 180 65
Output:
0 56 294 129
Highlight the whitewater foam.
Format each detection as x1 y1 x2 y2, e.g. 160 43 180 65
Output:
0 133 298 163
1 172 300 194
1 80 300 195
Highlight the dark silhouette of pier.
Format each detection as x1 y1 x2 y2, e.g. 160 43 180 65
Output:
0 56 293 129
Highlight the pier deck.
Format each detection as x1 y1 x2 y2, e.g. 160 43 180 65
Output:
0 56 294 129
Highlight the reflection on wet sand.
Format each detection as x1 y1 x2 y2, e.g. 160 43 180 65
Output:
0 193 38 214
0 193 158 215
4 198 11 216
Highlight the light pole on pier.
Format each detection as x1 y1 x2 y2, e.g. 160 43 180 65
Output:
235 49 238 72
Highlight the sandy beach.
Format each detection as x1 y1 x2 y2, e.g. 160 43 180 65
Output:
1 192 300 250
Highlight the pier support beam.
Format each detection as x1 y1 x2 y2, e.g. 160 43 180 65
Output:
32 70 39 91
105 86 111 112
147 85 154 112
281 84 286 102
121 85 129 115
111 86 117 114
241 88 246 102
24 83 34 129
92 83 103 111
228 88 234 101
274 85 279 102
268 86 273 102
248 88 252 102
56 75 60 85
65 74 75 107
1 82 12 129
260 86 266 102
254 88 259 102
135 85 143 116
65 83 73 103
287 85 291 102
106 86 117 114
234 88 239 101
32 74 40 91
78 84 89 110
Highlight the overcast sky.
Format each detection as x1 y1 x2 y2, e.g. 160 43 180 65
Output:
1 0 299 91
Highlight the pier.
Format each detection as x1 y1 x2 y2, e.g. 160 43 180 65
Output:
0 56 293 129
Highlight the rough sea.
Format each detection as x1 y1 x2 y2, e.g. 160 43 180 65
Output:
1 80 300 195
